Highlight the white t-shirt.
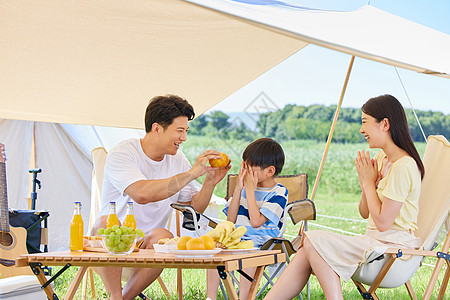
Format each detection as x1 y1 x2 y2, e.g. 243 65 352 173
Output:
100 138 199 234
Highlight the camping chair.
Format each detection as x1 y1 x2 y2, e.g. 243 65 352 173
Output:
81 147 169 300
351 135 450 300
171 173 316 299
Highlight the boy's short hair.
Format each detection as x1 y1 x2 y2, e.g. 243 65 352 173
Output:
242 138 285 176
145 94 195 132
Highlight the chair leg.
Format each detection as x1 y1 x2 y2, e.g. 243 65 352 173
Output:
437 261 450 300
219 280 229 300
404 280 417 300
157 276 170 298
352 279 380 300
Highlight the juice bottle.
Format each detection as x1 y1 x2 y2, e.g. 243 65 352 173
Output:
106 201 120 228
123 201 136 229
69 202 84 251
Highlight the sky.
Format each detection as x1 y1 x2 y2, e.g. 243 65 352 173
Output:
207 0 450 116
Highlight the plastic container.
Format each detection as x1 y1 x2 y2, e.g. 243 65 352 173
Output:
0 275 49 299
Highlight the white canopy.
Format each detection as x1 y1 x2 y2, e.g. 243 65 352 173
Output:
1 0 449 129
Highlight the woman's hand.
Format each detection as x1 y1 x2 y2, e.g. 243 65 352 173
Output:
355 150 378 191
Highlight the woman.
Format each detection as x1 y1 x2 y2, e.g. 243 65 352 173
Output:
264 95 424 300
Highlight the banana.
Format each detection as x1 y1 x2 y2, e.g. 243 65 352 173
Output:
224 237 241 248
222 226 246 246
206 228 221 242
229 226 247 241
227 240 254 249
215 221 235 243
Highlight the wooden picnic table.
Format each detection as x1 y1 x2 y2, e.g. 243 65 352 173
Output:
16 249 285 300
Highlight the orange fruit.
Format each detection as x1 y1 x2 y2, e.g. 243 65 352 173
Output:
177 236 192 250
209 152 230 168
200 235 215 250
186 237 206 250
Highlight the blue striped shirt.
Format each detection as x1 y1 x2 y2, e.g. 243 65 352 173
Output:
223 183 288 247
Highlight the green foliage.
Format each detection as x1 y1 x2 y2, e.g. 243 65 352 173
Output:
190 104 449 142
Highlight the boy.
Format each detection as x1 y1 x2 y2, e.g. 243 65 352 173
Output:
206 137 287 300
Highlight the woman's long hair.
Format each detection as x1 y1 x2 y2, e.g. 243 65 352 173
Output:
362 95 425 179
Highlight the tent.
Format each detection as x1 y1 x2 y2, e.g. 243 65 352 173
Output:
1 0 449 250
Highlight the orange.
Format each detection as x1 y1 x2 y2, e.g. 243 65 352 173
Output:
200 235 215 250
186 237 206 250
177 236 193 250
209 152 230 168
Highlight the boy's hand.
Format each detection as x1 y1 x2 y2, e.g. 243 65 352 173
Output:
234 161 246 192
243 163 258 192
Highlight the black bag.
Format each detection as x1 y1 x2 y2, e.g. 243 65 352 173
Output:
8 210 45 253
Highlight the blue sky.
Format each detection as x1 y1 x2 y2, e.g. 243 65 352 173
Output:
209 0 450 115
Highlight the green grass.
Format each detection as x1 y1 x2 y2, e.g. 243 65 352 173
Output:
51 137 445 299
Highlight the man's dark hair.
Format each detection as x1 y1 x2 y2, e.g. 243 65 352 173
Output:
145 94 195 132
242 138 285 176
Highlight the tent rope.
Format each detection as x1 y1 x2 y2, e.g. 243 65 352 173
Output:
394 67 427 142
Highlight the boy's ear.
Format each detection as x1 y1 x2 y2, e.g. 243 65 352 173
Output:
266 165 276 177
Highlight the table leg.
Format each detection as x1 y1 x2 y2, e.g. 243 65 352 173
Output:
247 266 265 300
64 266 88 300
177 268 183 299
221 272 238 300
31 264 58 300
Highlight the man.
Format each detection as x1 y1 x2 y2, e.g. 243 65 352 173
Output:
92 94 230 300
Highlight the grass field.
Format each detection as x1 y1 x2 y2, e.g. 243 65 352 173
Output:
51 137 448 299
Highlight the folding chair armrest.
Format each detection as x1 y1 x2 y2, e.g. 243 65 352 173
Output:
170 203 218 236
384 247 443 258
287 198 316 225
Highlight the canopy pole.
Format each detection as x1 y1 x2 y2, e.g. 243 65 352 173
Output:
310 56 355 201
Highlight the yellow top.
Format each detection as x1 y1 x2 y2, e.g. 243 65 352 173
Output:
367 150 421 231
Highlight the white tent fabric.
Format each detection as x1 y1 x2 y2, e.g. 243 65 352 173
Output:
1 1 450 130
0 0 307 129
190 0 450 79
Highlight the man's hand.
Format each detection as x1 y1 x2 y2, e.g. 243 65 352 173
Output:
189 150 222 179
205 158 231 186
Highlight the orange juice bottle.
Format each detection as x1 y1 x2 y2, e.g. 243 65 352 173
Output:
106 201 120 228
69 202 84 251
123 201 136 229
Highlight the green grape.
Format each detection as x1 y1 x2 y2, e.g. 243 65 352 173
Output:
115 229 122 235
113 246 120 252
111 225 119 231
136 229 144 238
121 226 129 232
105 238 114 248
118 242 127 251
114 235 121 245
97 228 105 235
104 228 112 235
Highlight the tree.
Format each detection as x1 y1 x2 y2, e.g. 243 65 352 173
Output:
189 114 208 135
209 111 230 131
